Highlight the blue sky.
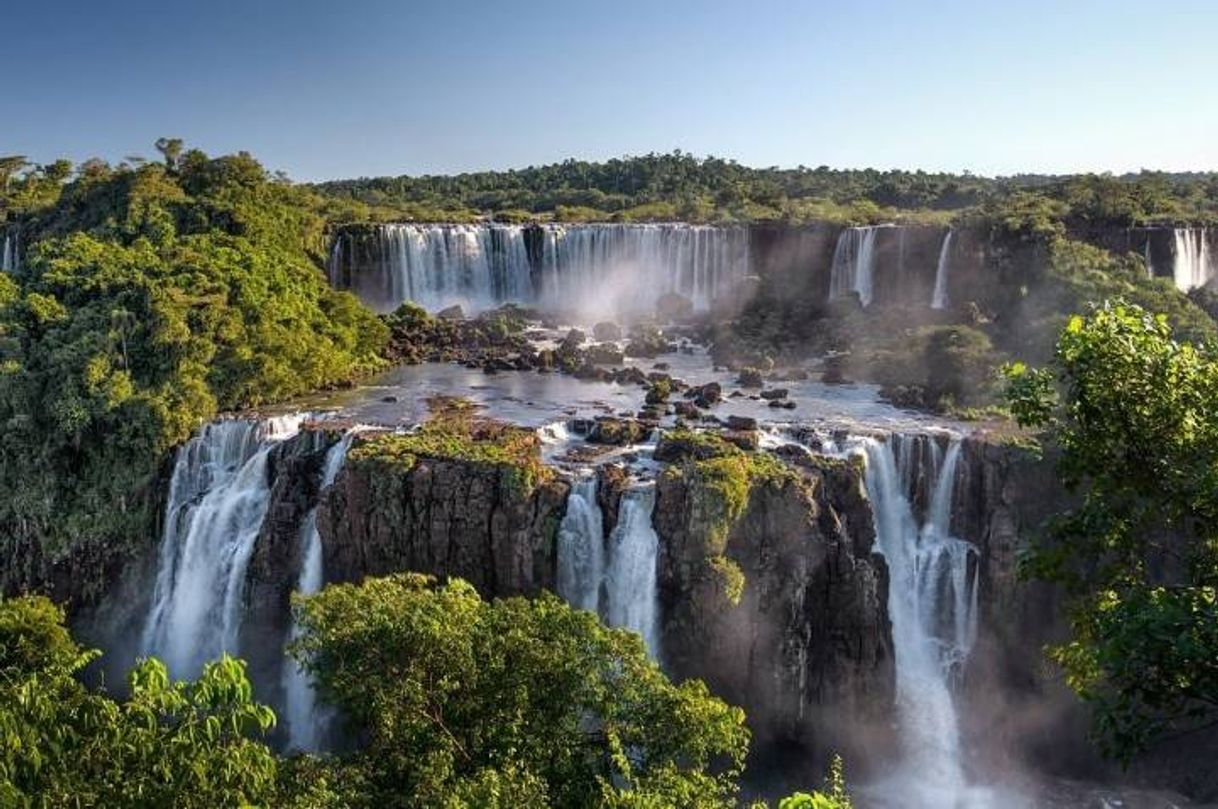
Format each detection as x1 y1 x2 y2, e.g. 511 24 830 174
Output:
5 0 1216 180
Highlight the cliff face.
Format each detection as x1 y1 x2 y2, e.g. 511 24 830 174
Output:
318 432 569 599
650 442 894 755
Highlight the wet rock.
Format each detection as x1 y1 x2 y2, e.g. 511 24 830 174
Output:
686 381 722 407
760 388 789 401
822 355 850 385
726 415 758 431
612 367 648 386
436 305 465 321
673 401 700 419
586 343 625 366
381 395 399 403
592 321 623 342
769 399 797 410
652 362 670 371
586 417 646 446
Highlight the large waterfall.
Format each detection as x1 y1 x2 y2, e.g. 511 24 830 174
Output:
556 478 661 656
859 435 982 806
828 226 886 307
330 223 750 317
281 430 360 751
931 230 953 310
142 416 305 679
1172 227 1213 291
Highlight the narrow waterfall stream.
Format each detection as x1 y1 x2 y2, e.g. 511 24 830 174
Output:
556 477 605 613
141 415 305 679
931 230 954 310
557 479 661 657
829 226 884 306
281 430 360 751
859 435 985 807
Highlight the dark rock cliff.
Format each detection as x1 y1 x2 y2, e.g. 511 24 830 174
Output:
317 434 569 598
650 441 894 761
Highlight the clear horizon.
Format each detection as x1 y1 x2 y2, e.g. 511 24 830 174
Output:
6 0 1217 182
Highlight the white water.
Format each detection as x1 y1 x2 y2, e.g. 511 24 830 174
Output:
281 430 360 751
931 231 954 310
142 415 305 679
829 226 885 307
859 435 984 807
604 486 661 655
556 480 661 656
333 223 750 316
556 476 605 613
1172 228 1213 290
1 232 16 273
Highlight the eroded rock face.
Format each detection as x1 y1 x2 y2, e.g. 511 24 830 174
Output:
317 443 569 599
653 453 894 755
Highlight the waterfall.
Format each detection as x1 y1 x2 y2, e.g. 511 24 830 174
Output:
604 486 661 655
1172 228 1214 291
141 415 305 679
859 435 981 804
556 477 605 613
280 430 360 751
931 231 953 310
828 226 883 307
332 223 749 317
556 479 660 656
1 232 16 273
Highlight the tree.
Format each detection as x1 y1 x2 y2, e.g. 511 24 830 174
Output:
0 595 280 807
1004 301 1218 762
155 137 185 172
291 573 750 808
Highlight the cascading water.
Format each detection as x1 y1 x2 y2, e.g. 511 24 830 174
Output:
828 226 885 307
858 434 983 806
1172 227 1213 291
281 430 361 751
931 230 954 310
141 415 305 679
604 486 661 655
556 476 605 613
556 479 660 657
1 232 16 273
331 223 749 317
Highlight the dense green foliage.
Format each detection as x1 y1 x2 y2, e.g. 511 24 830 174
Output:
291 573 749 808
315 151 1218 226
2 585 851 807
0 147 387 585
1005 302 1218 762
0 595 280 807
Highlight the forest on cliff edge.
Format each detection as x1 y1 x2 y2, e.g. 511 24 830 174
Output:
313 150 1218 227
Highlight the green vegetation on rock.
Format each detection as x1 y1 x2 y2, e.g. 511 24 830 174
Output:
349 404 552 496
0 144 387 594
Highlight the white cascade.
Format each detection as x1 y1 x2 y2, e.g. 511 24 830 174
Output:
334 223 749 317
141 415 305 680
556 480 661 656
859 435 982 806
931 231 954 310
829 226 884 307
604 486 661 656
1 232 16 273
281 430 360 751
556 476 605 613
1172 228 1214 291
